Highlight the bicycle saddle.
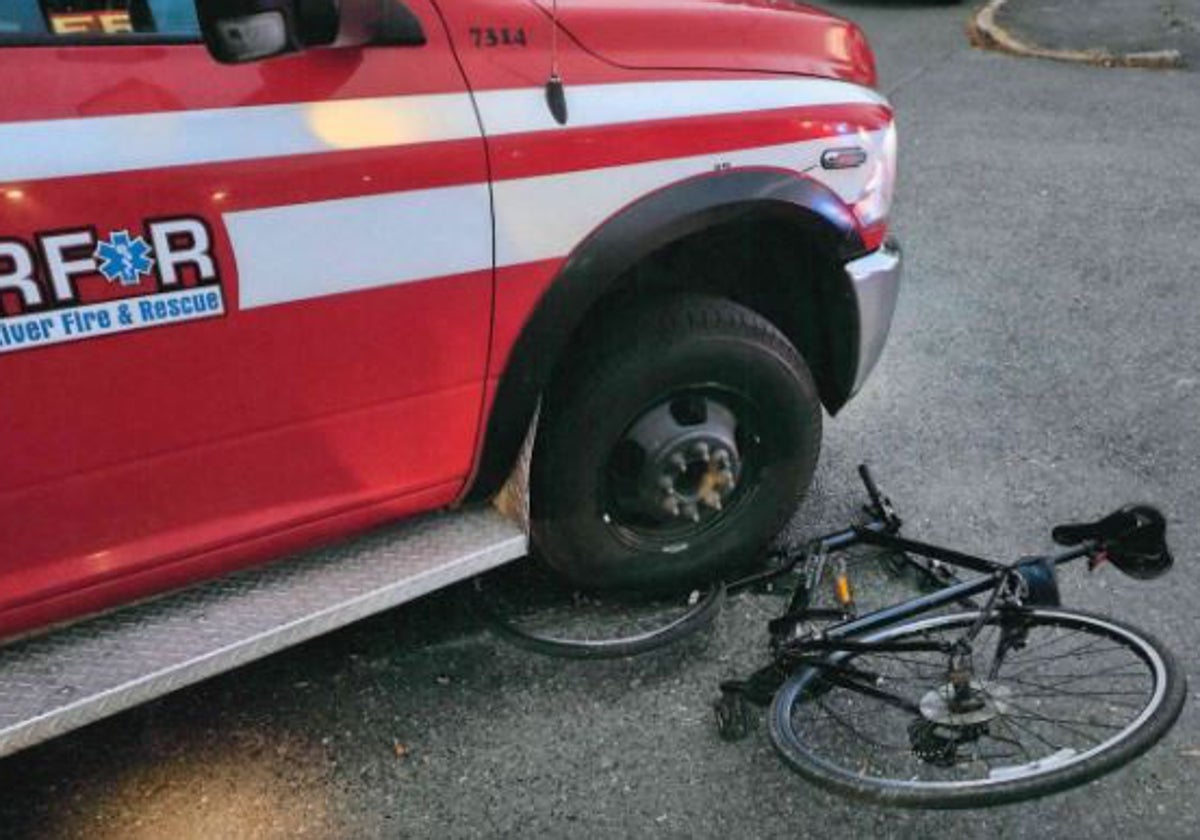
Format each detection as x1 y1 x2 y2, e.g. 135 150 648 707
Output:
1051 505 1173 580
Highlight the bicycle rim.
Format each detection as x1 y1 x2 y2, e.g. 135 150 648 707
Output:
768 609 1184 808
475 557 723 659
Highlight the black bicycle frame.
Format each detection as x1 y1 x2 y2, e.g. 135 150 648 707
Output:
732 519 1095 650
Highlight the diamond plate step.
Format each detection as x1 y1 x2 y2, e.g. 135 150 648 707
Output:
0 507 526 759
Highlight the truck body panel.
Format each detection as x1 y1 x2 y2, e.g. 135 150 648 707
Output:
0 0 899 660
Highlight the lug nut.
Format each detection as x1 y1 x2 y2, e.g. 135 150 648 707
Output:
662 496 681 517
714 449 731 468
669 453 687 473
658 475 675 491
682 502 700 522
692 442 710 461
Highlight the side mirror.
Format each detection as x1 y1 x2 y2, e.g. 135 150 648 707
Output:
196 0 425 64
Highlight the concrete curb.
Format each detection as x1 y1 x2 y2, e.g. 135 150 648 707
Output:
968 0 1186 70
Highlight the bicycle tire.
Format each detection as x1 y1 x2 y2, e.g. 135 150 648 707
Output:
768 608 1186 808
474 558 725 659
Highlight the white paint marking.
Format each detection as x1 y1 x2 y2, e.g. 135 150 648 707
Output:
226 185 493 309
224 127 888 309
0 93 482 183
0 79 887 183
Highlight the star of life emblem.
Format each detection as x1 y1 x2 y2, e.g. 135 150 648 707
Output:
94 230 155 286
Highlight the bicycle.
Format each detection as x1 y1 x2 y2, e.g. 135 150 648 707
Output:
714 465 1186 808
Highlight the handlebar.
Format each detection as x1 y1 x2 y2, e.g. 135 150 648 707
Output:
858 463 901 532
858 464 884 514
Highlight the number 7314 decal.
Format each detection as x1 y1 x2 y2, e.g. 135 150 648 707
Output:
469 26 528 47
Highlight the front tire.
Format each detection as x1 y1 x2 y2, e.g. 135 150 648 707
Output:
530 295 822 591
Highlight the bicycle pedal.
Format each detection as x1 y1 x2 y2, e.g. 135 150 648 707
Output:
714 691 755 742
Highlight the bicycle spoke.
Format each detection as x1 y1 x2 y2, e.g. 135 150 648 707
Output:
798 693 916 723
1003 639 1130 677
1001 708 1124 734
978 681 1128 745
992 708 1065 753
809 697 910 752
996 624 1081 661
847 650 945 681
982 724 1033 762
1001 681 1147 709
1006 664 1149 692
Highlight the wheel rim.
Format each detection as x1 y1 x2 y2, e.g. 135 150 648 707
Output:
475 556 724 658
770 610 1171 796
602 386 763 550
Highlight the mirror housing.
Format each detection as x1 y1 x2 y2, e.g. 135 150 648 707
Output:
196 0 424 64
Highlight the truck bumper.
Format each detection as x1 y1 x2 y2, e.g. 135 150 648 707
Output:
845 237 902 397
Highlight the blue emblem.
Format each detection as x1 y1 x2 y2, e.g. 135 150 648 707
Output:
94 230 155 286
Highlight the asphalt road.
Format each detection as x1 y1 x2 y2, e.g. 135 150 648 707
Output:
3 3 1200 838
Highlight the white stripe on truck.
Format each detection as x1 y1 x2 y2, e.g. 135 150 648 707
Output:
228 129 889 309
0 79 885 183
0 93 481 183
225 184 494 309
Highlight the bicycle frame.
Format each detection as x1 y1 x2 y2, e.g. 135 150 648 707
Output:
720 481 1097 708
790 526 1091 646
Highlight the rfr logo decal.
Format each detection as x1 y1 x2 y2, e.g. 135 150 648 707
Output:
0 217 225 354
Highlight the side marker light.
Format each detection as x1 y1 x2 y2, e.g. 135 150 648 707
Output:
821 147 868 170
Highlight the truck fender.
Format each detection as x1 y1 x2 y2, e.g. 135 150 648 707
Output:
468 168 865 501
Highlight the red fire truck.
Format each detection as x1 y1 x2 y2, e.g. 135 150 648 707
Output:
0 0 899 754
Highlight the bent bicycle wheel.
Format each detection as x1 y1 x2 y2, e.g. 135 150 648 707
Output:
475 556 724 659
768 609 1185 808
